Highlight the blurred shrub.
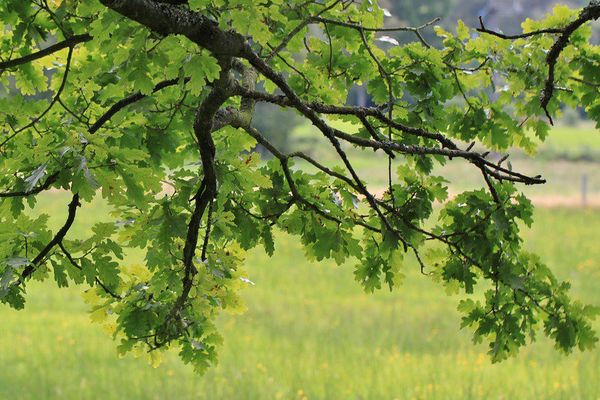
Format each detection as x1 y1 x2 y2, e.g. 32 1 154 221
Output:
561 107 582 126
252 102 304 154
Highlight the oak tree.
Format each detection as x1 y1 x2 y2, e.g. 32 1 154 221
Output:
0 0 599 372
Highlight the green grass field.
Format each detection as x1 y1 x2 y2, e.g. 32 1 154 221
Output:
0 192 599 399
541 123 600 157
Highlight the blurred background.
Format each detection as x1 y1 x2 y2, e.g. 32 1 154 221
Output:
1 1 599 399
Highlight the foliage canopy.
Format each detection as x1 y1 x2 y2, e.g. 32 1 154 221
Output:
0 0 599 372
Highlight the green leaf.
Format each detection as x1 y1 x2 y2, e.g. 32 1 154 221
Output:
183 52 221 95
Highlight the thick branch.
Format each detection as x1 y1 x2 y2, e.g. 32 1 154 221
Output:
233 86 458 149
100 0 246 56
163 62 233 333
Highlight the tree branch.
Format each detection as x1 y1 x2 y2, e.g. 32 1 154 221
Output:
477 17 562 39
100 0 247 56
312 16 440 47
0 34 91 71
0 46 75 149
89 77 188 134
265 0 343 62
58 241 122 300
233 85 545 186
20 193 80 281
0 172 60 198
477 1 600 124
540 2 600 123
161 61 233 340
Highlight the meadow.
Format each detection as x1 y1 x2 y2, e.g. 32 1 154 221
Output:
0 200 599 399
0 124 599 399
